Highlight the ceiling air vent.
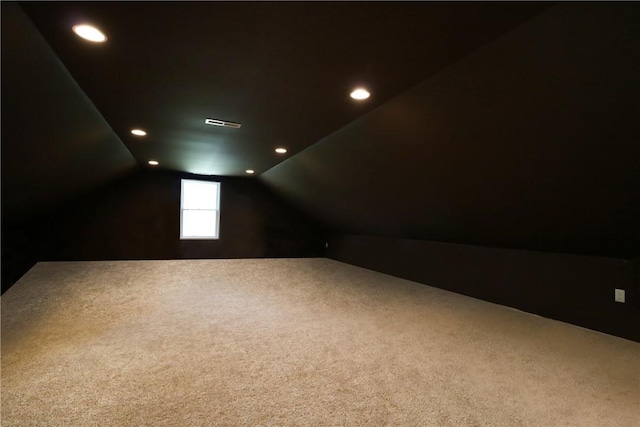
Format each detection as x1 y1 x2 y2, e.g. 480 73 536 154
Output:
205 118 242 129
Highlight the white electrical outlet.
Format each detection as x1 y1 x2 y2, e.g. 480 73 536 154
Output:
614 289 625 303
325 242 329 248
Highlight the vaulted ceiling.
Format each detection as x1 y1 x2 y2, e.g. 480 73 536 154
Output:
261 3 640 258
17 1 550 177
3 2 639 258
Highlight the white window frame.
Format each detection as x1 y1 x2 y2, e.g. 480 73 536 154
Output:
180 179 221 240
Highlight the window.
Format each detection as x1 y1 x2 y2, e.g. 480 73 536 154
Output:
180 179 220 239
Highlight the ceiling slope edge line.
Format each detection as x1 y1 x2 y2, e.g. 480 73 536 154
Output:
14 2 137 166
258 3 557 179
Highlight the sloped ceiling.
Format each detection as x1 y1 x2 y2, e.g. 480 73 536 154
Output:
1 2 136 223
16 1 549 177
3 2 638 259
261 3 640 258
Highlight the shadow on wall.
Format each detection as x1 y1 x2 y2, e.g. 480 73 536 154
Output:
1 229 38 294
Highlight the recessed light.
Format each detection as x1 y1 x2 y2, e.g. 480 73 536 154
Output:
131 129 147 136
148 160 159 166
72 24 107 43
350 88 370 100
275 147 287 154
245 169 255 174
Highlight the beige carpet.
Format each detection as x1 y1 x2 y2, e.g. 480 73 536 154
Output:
1 258 638 426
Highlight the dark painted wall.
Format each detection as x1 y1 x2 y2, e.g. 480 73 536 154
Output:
262 3 640 258
257 3 640 341
2 168 326 293
328 235 639 342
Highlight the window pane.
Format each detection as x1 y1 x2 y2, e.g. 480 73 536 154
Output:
182 210 218 237
182 180 218 210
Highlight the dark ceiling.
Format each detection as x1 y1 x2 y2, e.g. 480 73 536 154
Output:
17 1 550 176
4 2 639 258
2 2 136 222
262 3 640 258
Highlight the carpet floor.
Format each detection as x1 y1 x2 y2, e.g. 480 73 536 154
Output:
2 258 638 426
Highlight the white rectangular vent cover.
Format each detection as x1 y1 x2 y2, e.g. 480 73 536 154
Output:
205 118 242 129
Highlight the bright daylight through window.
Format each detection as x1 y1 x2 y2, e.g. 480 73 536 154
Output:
180 179 220 239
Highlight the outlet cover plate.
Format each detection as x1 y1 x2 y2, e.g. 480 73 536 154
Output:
615 289 625 303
